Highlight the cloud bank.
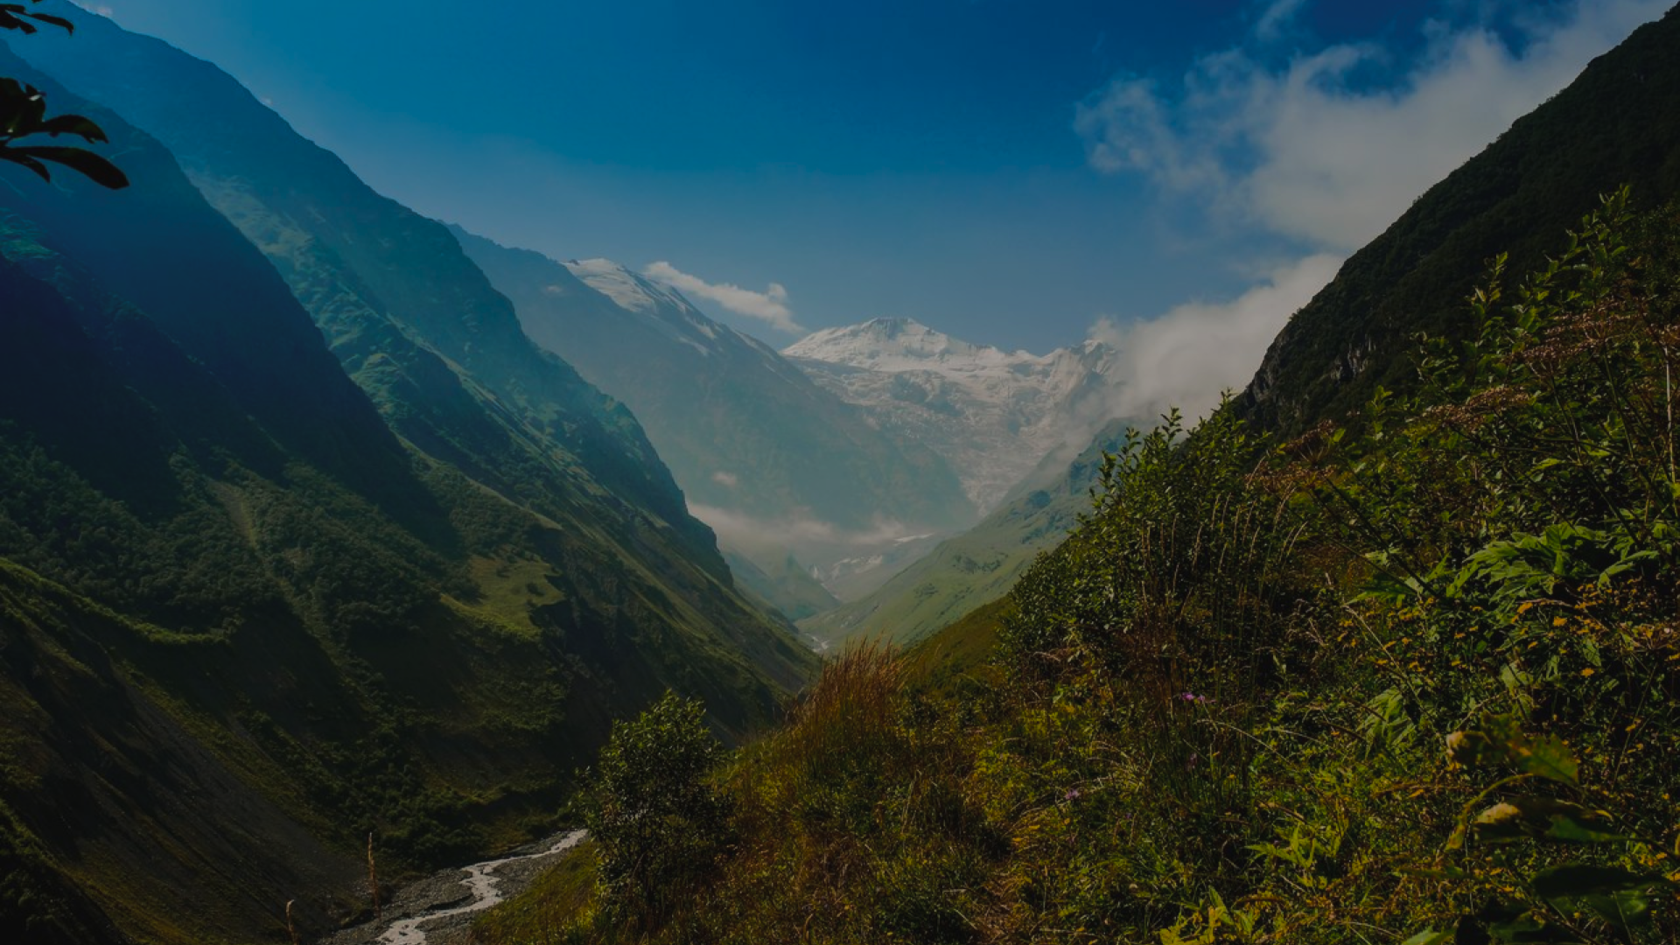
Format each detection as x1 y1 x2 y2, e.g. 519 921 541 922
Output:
643 261 804 333
689 504 918 551
1093 253 1342 424
1077 0 1666 429
1076 0 1670 250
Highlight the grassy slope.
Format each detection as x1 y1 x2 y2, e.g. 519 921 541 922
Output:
0 558 361 944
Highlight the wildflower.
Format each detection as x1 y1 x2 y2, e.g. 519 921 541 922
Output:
1064 788 1081 802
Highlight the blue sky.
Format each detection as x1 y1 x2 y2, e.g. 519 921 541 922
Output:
70 0 1672 413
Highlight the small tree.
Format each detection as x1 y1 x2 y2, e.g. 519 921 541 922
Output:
583 691 731 929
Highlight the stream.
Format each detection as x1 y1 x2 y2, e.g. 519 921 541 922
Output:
324 829 588 945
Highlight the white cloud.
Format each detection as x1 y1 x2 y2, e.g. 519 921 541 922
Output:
1092 253 1344 423
1076 0 1669 250
711 471 740 488
643 261 804 333
688 504 916 551
1253 0 1309 43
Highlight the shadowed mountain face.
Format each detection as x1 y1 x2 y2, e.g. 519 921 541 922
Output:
450 228 976 576
1238 5 1680 438
0 31 813 945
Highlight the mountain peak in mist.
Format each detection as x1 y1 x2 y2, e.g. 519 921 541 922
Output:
565 258 693 317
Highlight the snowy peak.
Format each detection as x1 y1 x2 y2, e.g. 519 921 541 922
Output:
783 319 1123 514
785 317 1015 371
565 258 694 318
561 258 735 358
785 317 1114 380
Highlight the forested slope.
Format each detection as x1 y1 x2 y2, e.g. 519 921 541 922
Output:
0 32 812 945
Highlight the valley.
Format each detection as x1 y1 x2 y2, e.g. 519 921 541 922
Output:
0 2 1677 944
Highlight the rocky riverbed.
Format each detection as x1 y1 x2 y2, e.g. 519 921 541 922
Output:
322 829 588 945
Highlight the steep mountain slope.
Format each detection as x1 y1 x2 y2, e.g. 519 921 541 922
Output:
1239 4 1680 437
8 21 817 688
13 16 719 567
785 318 1120 514
0 36 812 945
800 420 1130 646
449 230 975 570
9 19 823 679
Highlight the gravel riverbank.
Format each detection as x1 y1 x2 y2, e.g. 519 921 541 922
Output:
322 829 588 945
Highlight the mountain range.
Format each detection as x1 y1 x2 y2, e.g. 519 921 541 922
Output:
2 3 1678 943
1 21 812 943
446 230 975 598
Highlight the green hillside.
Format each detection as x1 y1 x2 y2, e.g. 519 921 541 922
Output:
8 24 817 693
479 185 1680 945
0 32 814 945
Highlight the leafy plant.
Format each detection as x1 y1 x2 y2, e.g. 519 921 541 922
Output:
0 0 127 187
580 692 732 930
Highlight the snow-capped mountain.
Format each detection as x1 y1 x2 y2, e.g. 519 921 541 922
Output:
451 231 977 602
562 257 774 364
784 318 1121 514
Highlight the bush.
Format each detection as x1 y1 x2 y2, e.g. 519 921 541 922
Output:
582 691 731 930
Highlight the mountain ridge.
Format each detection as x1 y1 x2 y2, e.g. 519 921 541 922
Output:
1237 4 1680 436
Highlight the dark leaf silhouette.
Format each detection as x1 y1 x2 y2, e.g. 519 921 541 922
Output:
0 76 128 188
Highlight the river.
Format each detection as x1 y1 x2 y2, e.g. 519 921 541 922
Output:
324 829 588 945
